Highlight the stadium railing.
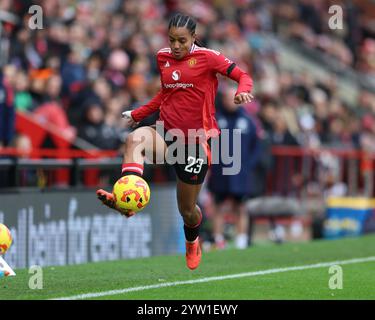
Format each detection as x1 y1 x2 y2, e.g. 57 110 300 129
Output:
0 147 120 189
268 146 375 198
0 146 374 196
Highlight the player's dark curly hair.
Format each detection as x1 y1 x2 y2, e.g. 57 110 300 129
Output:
168 13 204 47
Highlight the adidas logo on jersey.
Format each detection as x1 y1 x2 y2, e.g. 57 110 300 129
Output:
164 61 170 67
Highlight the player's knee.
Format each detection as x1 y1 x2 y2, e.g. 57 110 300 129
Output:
178 203 196 220
125 129 148 150
124 132 135 150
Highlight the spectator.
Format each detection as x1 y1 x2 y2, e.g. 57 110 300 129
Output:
305 151 348 239
270 111 299 146
0 65 16 147
33 73 76 142
14 70 33 112
77 100 122 150
208 86 259 249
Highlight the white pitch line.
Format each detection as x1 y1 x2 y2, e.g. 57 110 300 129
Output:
52 256 375 300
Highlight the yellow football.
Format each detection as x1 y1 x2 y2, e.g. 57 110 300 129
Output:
0 223 12 255
112 175 151 213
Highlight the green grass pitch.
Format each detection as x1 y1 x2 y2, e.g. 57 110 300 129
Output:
1 234 375 300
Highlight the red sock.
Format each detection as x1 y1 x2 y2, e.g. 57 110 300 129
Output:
121 163 144 176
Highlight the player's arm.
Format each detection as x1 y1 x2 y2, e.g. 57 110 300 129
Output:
122 53 164 126
228 65 253 104
123 90 164 126
209 50 253 104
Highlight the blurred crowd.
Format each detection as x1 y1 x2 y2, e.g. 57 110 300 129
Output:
274 0 375 79
1 0 375 155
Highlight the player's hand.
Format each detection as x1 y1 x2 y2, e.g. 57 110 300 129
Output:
234 92 253 104
122 110 139 128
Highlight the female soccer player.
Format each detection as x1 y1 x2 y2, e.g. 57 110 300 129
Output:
97 13 253 270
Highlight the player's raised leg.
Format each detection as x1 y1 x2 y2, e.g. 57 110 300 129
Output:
176 179 203 270
97 126 167 217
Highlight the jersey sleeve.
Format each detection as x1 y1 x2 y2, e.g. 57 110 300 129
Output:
131 90 163 122
207 49 235 76
207 50 253 95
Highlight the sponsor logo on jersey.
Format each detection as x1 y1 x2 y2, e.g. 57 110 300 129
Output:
165 69 193 89
172 70 181 81
164 83 194 89
164 61 170 67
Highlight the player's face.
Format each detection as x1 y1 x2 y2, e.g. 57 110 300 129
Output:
168 27 195 60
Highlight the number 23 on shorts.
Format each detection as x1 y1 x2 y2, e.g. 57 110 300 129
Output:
184 156 204 174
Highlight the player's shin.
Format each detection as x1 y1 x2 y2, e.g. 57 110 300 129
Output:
183 206 203 242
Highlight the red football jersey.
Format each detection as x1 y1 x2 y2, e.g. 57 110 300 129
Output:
131 44 253 141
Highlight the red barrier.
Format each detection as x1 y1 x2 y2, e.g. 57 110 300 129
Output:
12 110 120 186
0 147 118 158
